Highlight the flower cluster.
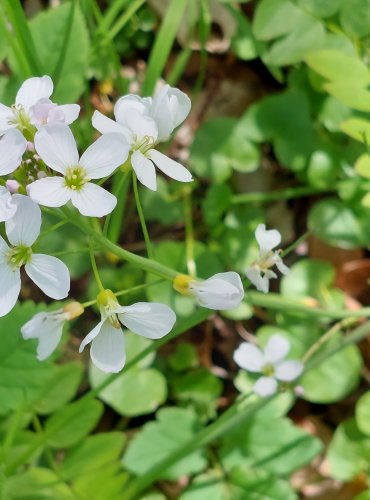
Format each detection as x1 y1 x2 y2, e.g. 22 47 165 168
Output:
0 75 252 373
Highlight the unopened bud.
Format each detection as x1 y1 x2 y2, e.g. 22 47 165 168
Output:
97 289 118 308
5 180 20 194
63 301 84 320
173 274 194 296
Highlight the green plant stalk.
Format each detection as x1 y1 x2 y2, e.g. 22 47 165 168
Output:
246 291 370 319
231 186 331 205
89 242 105 292
104 170 131 242
132 173 154 259
141 0 188 95
96 0 131 35
122 395 274 499
108 0 146 41
183 189 196 276
52 0 76 90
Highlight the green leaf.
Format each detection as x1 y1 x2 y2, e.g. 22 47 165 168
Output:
4 467 73 499
34 362 83 415
327 419 370 480
122 407 207 479
28 3 89 102
291 0 343 17
355 154 370 179
229 8 262 60
340 0 370 37
202 184 232 227
305 50 370 85
90 365 167 417
356 392 370 436
252 0 306 41
302 338 362 403
141 177 183 226
168 343 199 372
45 398 103 448
341 118 370 144
61 432 125 480
325 82 370 112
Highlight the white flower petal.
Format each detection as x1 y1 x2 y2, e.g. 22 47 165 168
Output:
70 183 117 217
255 224 281 253
0 104 14 135
276 259 290 275
190 271 244 310
0 187 17 222
27 176 71 208
131 151 157 191
245 266 269 293
34 124 79 174
79 320 105 352
92 110 132 142
21 311 65 361
80 133 129 178
0 129 27 175
90 321 126 373
0 264 21 317
114 95 152 123
117 302 176 339
148 149 193 183
6 195 41 247
0 235 10 260
275 360 304 382
15 76 53 111
57 104 80 124
233 342 264 372
253 376 278 397
151 85 191 139
264 334 290 364
25 254 70 300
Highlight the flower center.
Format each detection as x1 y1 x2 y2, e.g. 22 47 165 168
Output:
258 251 278 273
7 245 32 269
132 135 156 154
64 166 89 190
8 105 36 141
262 363 275 377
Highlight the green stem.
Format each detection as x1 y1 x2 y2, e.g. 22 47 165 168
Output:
104 170 131 242
246 291 370 320
183 189 196 277
89 241 104 292
231 186 330 205
108 0 146 41
132 173 154 259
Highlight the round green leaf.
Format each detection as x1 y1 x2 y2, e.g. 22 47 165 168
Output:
356 391 370 436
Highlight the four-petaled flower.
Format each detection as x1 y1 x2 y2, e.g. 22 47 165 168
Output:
79 289 176 373
233 334 303 396
92 84 192 191
27 124 129 217
21 302 84 361
246 224 289 293
173 271 244 310
0 195 70 317
0 76 80 137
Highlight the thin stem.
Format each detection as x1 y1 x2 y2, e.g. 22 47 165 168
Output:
132 174 154 259
231 186 331 205
303 317 359 363
281 230 311 257
183 189 196 277
89 241 104 292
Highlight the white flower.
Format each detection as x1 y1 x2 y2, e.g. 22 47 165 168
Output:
0 128 27 178
0 76 80 136
246 224 289 293
0 186 17 222
0 195 70 317
27 124 130 217
21 302 84 361
233 334 303 397
92 84 192 191
79 290 176 373
173 271 245 310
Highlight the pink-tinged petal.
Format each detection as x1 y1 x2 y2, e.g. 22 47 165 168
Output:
255 224 281 253
90 321 126 373
253 377 278 397
15 76 53 111
70 183 117 217
264 334 290 364
117 302 176 339
57 104 80 124
0 187 17 222
245 266 269 293
27 177 71 208
275 360 303 382
34 124 79 174
148 149 193 183
0 104 14 135
233 342 264 372
79 320 105 352
0 129 27 175
6 195 41 247
80 133 129 178
25 254 70 300
92 110 132 142
131 151 157 191
0 264 21 317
